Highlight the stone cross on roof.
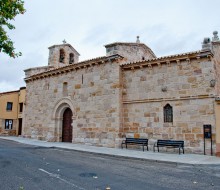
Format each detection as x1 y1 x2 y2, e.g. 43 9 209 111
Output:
136 36 140 43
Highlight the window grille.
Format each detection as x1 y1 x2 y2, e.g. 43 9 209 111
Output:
164 104 173 123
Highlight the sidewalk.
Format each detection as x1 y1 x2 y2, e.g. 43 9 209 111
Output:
1 136 220 165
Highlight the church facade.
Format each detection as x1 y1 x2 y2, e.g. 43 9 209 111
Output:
23 32 220 155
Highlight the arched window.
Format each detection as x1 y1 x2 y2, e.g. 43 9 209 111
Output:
164 104 173 123
69 53 74 64
59 49 65 63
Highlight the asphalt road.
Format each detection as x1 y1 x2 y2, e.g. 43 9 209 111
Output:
0 139 220 190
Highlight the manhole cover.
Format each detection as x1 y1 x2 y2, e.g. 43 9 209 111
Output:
79 173 97 178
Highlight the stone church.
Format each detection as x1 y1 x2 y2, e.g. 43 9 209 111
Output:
23 32 220 155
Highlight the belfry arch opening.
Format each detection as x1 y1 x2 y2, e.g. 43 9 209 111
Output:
69 53 74 64
59 49 65 63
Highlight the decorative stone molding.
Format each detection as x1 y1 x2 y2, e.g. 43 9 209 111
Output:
123 94 212 104
52 97 75 119
212 31 219 42
120 49 213 71
24 55 124 82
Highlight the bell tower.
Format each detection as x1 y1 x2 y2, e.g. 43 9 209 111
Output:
48 40 80 68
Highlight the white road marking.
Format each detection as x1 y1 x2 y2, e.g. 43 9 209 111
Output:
38 168 85 190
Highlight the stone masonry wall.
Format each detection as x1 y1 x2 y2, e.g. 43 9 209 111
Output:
24 60 121 147
123 99 215 154
212 42 220 95
122 57 216 154
123 59 215 100
48 44 79 68
212 42 220 155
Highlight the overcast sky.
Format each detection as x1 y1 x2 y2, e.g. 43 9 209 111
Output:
0 0 220 92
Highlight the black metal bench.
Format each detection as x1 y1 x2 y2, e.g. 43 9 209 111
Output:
153 140 184 154
121 138 148 151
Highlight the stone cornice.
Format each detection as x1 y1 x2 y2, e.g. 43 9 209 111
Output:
123 94 216 104
24 54 124 83
121 49 213 70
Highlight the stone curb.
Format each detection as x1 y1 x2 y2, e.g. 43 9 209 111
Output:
1 136 220 166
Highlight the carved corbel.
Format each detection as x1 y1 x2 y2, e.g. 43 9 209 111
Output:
186 58 190 64
207 55 212 61
176 60 180 65
166 61 171 67
157 62 161 67
139 65 143 69
115 58 121 63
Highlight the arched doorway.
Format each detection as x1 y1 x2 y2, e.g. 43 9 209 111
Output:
62 108 73 142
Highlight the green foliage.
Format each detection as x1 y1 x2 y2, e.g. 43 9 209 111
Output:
0 0 25 58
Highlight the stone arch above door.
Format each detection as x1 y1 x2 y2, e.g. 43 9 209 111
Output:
52 97 75 142
52 97 75 119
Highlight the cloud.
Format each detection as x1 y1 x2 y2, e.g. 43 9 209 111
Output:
0 81 21 93
1 0 220 92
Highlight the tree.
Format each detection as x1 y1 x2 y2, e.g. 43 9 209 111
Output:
0 0 25 58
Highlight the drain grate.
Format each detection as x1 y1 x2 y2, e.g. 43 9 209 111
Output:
79 173 97 178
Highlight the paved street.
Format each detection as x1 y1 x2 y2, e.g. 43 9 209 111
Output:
0 139 220 190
